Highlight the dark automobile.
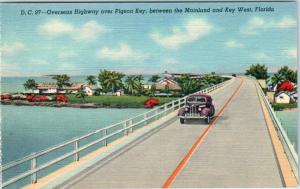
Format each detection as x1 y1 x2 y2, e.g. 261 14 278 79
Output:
178 94 215 124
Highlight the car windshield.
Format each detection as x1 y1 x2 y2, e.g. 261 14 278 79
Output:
187 96 206 103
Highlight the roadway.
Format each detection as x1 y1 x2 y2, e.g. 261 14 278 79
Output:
57 78 283 188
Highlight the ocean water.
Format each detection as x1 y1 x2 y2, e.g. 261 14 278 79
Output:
275 111 298 152
1 105 146 188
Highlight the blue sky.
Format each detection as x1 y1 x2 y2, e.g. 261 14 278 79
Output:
1 2 297 76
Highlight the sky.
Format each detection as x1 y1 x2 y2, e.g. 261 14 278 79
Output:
1 2 297 77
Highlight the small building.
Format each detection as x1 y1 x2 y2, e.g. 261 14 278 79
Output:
83 85 95 96
143 82 155 90
36 82 85 94
116 89 124 96
275 91 291 104
155 79 181 91
36 83 58 94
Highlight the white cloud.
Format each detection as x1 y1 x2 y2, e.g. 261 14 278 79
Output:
255 52 271 61
225 40 244 48
38 19 109 41
241 16 296 35
240 17 266 35
0 42 27 56
276 17 297 28
38 19 74 36
150 18 213 49
97 43 148 61
162 58 177 65
282 48 297 58
73 21 109 41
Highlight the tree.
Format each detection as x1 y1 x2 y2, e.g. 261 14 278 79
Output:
269 73 284 87
124 76 140 96
278 66 297 83
24 79 37 91
148 75 160 83
52 74 71 90
98 70 124 93
75 87 87 102
176 75 201 95
245 64 268 79
86 75 97 86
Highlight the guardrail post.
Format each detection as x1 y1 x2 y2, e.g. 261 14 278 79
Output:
129 120 133 133
74 141 79 161
104 129 108 146
31 156 37 184
123 122 128 136
164 104 167 116
144 113 148 125
155 108 159 120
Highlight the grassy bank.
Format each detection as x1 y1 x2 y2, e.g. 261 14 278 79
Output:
66 94 178 108
271 102 298 111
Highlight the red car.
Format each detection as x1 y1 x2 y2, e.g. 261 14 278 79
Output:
144 98 159 108
178 94 215 124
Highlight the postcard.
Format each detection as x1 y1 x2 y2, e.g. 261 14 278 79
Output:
1 1 298 188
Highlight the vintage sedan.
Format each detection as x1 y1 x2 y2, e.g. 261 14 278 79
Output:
178 94 215 124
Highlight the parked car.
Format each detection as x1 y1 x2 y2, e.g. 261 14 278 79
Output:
178 94 215 124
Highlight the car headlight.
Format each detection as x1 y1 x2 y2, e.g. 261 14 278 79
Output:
185 107 189 111
198 107 202 111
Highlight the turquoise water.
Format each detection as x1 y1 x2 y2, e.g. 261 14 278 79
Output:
2 105 146 188
1 76 91 93
275 111 298 152
2 105 146 163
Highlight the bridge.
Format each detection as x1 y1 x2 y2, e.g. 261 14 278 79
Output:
1 77 298 188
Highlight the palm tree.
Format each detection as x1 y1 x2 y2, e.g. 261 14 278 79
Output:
98 70 124 93
103 72 123 93
124 76 140 96
75 87 87 102
24 79 37 91
52 74 71 90
148 75 160 83
270 73 284 87
278 66 297 83
86 75 97 86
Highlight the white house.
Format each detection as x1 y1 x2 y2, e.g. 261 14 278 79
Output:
83 85 95 96
275 91 291 104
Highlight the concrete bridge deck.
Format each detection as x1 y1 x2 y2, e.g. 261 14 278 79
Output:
45 77 294 188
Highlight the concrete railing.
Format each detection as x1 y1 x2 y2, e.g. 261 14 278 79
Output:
1 78 232 188
256 80 298 181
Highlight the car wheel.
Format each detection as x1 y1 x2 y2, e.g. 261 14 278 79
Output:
180 118 185 124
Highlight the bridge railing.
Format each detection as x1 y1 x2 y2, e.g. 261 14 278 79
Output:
1 78 231 188
256 80 298 181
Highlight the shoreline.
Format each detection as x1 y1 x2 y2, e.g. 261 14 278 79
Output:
0 100 148 109
280 108 298 112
